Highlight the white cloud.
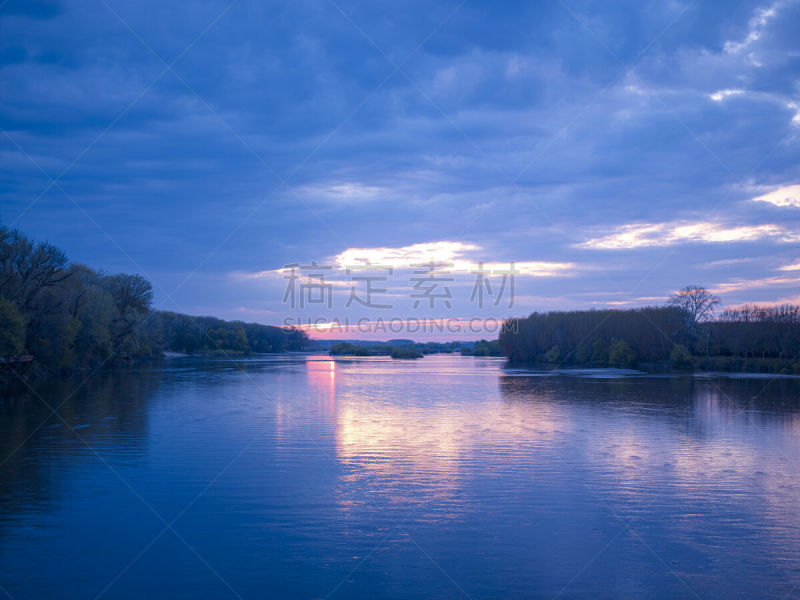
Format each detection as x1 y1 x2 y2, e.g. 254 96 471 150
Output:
778 260 800 271
725 295 800 308
752 184 800 208
723 1 784 57
699 257 757 268
707 88 800 125
709 89 745 102
334 241 479 269
294 181 387 203
334 241 576 276
231 241 578 281
233 306 277 315
230 269 353 287
580 221 798 249
710 275 800 294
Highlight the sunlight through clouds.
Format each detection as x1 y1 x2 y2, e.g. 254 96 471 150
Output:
333 241 576 276
710 275 800 294
778 260 800 271
334 241 480 268
752 185 800 208
229 240 578 282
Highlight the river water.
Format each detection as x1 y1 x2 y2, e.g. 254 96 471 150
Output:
1 354 799 599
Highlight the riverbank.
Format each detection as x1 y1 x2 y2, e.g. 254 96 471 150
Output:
499 307 800 375
506 355 800 375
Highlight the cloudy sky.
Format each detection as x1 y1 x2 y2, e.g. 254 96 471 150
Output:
2 0 799 338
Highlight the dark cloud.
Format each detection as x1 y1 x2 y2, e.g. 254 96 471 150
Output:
2 0 799 324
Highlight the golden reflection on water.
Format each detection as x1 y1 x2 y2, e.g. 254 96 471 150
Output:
299 356 800 567
306 357 336 415
316 359 573 501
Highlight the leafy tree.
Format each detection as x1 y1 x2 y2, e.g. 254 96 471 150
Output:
330 342 373 356
0 227 307 379
101 273 155 359
545 345 561 363
608 338 636 367
591 339 609 365
390 346 423 359
68 265 116 365
499 307 688 365
462 339 503 356
158 312 306 356
107 273 152 315
712 304 800 359
0 297 25 356
670 344 692 368
575 342 593 364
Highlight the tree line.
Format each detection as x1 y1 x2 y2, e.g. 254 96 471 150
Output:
328 342 423 359
499 286 800 373
159 312 306 355
0 226 306 381
326 339 502 357
711 304 800 360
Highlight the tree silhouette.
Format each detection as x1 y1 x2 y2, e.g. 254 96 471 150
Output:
667 285 720 331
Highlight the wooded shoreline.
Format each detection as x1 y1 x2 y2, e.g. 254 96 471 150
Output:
499 303 800 375
0 226 307 384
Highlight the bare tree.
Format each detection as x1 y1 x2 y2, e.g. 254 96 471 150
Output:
104 273 154 352
0 226 71 316
106 273 153 318
667 285 720 330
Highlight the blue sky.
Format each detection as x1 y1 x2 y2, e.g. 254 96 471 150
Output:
2 0 799 338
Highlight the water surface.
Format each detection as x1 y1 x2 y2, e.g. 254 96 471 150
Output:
2 355 799 599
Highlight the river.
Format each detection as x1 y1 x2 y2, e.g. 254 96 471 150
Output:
1 354 799 599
